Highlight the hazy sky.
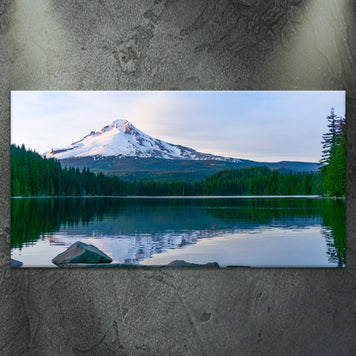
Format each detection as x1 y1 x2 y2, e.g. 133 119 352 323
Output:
11 90 345 162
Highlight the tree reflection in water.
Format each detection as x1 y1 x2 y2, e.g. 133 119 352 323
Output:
11 197 345 266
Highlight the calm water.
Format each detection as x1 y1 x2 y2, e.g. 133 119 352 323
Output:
11 197 345 267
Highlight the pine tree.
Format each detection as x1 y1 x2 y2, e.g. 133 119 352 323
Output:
319 108 346 197
322 127 345 196
320 107 338 165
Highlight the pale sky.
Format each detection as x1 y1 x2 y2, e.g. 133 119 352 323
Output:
11 91 345 162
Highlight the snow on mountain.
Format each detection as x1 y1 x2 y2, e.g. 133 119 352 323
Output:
45 119 240 162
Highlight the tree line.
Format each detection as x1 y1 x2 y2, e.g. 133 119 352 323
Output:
11 144 322 196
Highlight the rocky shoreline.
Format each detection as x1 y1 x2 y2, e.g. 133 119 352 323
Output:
11 241 222 268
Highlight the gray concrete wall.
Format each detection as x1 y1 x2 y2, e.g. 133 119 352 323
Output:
1 1 356 355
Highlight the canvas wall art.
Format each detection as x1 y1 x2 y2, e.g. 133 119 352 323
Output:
10 90 345 268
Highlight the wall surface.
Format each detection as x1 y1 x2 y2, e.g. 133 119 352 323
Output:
1 1 356 355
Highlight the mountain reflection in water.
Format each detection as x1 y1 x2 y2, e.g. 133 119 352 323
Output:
11 197 345 267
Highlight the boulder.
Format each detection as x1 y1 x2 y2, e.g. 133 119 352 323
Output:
10 258 23 267
52 241 113 266
165 260 219 268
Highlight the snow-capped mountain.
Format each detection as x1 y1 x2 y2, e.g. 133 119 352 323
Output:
45 119 239 162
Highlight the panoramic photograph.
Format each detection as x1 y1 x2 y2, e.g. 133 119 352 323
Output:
10 91 345 268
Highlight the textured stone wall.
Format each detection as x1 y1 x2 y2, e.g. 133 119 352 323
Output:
1 1 356 355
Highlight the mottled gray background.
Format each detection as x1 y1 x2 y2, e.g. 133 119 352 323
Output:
1 0 356 355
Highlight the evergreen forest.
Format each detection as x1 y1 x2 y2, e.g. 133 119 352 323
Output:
11 144 322 196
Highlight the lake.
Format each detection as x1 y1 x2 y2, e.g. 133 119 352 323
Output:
11 196 345 267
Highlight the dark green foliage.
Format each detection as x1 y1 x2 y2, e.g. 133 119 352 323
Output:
202 166 322 196
11 144 62 196
11 144 322 197
11 144 129 197
321 131 345 196
319 108 346 196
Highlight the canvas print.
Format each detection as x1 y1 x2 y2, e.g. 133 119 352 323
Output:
10 91 345 268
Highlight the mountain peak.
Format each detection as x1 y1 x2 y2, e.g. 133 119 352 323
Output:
96 119 134 134
110 119 132 130
45 120 240 163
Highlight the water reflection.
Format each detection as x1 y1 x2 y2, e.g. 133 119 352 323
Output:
11 197 345 267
